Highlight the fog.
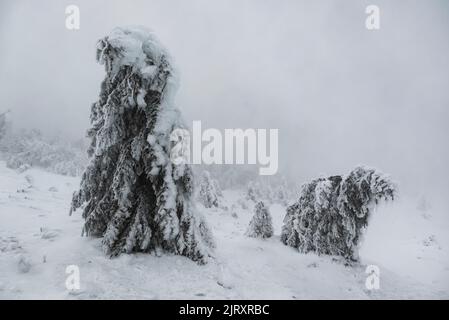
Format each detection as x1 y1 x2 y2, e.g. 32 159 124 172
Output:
1 0 448 204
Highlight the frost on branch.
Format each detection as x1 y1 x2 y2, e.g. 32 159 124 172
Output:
70 27 213 263
281 166 396 261
246 201 274 239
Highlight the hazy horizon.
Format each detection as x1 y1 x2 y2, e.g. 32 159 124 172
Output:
1 0 448 205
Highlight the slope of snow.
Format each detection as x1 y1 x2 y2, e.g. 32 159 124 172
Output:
0 162 447 299
360 199 449 293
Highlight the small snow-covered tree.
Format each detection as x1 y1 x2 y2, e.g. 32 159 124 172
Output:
197 171 222 208
246 201 274 239
272 178 293 206
0 110 9 141
213 179 223 198
246 181 267 203
70 27 213 263
281 166 396 261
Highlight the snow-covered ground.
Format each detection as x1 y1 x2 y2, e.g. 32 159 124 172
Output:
0 161 447 299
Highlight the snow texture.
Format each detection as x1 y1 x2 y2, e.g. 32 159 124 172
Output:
0 163 447 299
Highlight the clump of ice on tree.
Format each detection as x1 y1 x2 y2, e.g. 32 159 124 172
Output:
281 166 396 261
71 26 213 263
246 201 274 239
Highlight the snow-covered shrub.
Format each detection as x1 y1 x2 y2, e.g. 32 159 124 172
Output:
0 129 87 176
70 27 212 263
197 171 222 208
198 218 216 249
281 166 396 261
246 201 274 239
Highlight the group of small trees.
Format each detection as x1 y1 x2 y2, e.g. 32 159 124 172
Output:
1 129 87 176
1 109 87 177
246 178 293 206
244 167 396 261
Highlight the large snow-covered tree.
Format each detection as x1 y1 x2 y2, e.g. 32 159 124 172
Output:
70 27 213 263
246 201 274 239
281 166 396 261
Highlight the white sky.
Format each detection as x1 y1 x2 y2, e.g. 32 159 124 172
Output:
1 0 448 204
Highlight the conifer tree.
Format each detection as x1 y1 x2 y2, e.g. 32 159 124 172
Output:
246 201 274 239
246 181 263 202
0 110 9 141
197 171 222 208
281 166 396 261
70 27 213 262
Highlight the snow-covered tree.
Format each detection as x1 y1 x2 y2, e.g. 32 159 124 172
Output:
271 178 294 206
197 171 222 208
246 181 267 203
70 27 213 263
0 110 9 141
213 179 223 198
281 166 396 261
246 201 274 239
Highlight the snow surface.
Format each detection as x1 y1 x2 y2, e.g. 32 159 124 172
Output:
0 161 448 299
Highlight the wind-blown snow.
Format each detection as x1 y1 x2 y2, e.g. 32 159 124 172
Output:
0 162 447 299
